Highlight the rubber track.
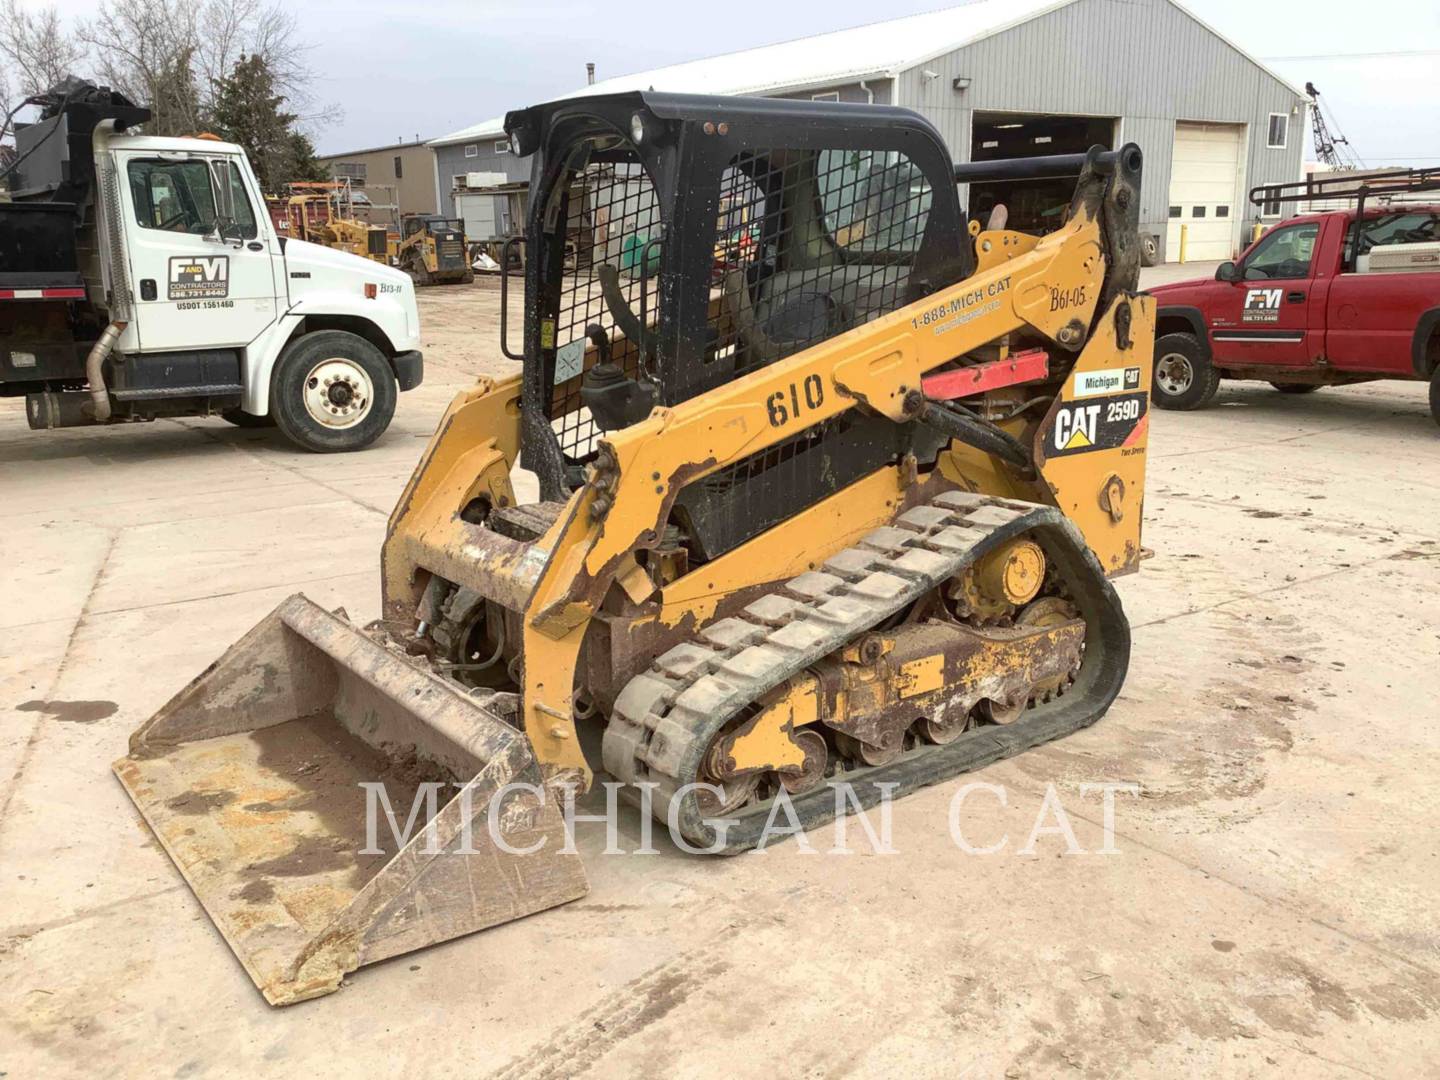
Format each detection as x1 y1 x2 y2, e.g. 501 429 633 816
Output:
601 491 1131 852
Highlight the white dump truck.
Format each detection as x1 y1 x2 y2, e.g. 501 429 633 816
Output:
0 80 423 452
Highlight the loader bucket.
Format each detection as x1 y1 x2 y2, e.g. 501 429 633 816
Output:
113 594 588 1005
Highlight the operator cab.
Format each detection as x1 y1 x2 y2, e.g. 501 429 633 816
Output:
403 215 464 240
505 92 973 554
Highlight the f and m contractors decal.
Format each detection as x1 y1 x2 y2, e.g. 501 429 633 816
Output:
167 255 230 300
1049 392 1148 458
1072 365 1142 398
1241 287 1283 324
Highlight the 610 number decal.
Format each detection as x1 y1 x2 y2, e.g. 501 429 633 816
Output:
766 374 825 427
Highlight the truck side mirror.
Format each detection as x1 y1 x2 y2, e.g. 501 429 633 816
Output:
1215 261 1239 282
206 216 244 247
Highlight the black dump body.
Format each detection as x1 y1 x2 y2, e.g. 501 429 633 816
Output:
505 91 973 558
7 78 150 206
1 80 150 392
2 78 150 288
0 203 81 290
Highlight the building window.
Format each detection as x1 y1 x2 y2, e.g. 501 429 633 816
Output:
494 139 509 155
1192 206 1206 218
1215 205 1229 218
393 155 402 179
333 162 366 181
1259 186 1282 217
464 144 478 158
1267 113 1288 150
1168 205 1181 218
811 91 840 102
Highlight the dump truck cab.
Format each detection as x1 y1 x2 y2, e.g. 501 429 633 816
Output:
1 79 423 452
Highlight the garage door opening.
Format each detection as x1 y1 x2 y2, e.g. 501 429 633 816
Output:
967 112 1117 234
1167 121 1244 262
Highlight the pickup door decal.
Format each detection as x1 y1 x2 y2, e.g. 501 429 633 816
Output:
1241 288 1283 323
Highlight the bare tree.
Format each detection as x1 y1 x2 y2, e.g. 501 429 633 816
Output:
79 0 319 136
196 0 308 109
0 0 89 100
79 0 203 134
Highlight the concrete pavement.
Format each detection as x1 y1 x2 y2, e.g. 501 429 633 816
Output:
2 279 1438 1078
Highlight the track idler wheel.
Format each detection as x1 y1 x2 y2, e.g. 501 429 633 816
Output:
780 729 828 795
1016 596 1082 703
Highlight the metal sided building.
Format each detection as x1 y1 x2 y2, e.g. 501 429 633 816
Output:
317 139 440 221
430 0 1307 261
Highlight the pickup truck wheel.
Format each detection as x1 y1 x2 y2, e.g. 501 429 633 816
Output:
1152 332 1220 411
1270 382 1320 394
270 330 397 453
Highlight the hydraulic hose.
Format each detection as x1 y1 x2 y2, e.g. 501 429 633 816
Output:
85 321 126 422
907 392 1035 477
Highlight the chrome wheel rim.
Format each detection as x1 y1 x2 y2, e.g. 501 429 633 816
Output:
303 359 373 429
1156 353 1194 397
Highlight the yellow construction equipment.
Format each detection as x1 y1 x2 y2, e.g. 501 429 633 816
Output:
394 213 474 285
115 92 1153 1004
274 180 391 264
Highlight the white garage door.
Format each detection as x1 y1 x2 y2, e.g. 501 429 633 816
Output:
1167 122 1243 261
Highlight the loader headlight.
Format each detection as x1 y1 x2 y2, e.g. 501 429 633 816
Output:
630 112 647 145
509 131 522 156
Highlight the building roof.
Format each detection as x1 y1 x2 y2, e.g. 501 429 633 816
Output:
430 0 1073 146
317 138 432 160
429 0 1304 148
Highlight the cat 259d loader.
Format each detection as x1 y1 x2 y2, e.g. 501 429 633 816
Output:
114 92 1154 1004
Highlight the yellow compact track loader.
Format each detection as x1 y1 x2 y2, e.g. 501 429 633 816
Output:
396 213 474 285
115 92 1154 1004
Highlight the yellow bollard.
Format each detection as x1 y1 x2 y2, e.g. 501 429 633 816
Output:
1252 222 1264 245
1178 223 1188 264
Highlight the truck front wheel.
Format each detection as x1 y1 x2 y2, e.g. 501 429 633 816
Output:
1152 332 1220 411
270 330 397 453
1430 366 1440 430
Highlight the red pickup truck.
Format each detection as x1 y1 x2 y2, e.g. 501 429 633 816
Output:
1148 201 1440 426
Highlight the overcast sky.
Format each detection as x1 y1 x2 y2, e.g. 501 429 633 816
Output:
27 0 1440 165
